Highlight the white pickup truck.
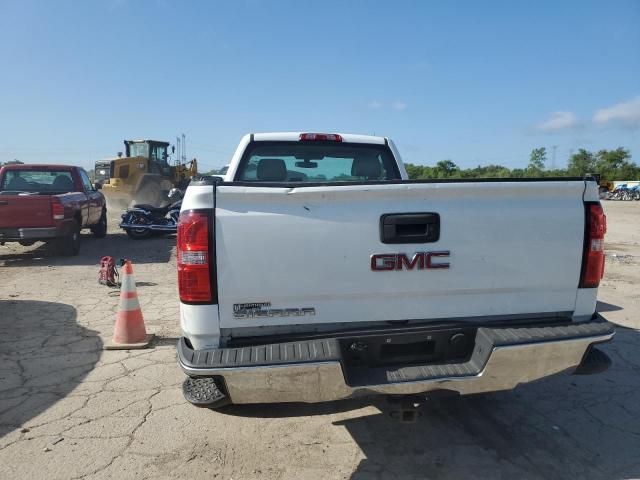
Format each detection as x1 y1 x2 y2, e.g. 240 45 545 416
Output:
176 132 614 408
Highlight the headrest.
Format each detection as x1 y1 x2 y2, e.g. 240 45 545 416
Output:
52 175 74 191
6 176 29 190
257 158 287 181
351 157 382 179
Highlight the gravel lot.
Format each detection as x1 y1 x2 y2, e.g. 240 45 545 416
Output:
1 201 639 480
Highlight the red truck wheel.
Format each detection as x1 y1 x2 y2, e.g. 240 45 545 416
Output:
54 220 81 256
91 210 108 238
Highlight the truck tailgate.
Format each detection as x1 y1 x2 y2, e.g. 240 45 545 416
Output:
214 181 586 328
0 195 52 228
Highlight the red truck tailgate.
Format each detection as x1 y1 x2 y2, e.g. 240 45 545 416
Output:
0 195 53 228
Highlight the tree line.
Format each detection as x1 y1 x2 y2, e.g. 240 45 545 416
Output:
4 147 639 182
405 147 639 181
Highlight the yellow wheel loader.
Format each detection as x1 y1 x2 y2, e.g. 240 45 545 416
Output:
586 173 615 196
94 140 197 209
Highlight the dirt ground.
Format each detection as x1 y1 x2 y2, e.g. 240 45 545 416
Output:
1 201 639 480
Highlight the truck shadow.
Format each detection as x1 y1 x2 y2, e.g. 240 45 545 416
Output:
0 231 175 267
223 323 639 479
597 301 624 312
0 300 102 439
339 325 640 480
220 398 375 418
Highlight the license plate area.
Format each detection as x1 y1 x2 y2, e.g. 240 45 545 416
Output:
339 327 476 369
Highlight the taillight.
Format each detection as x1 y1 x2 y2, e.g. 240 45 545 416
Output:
177 211 213 302
299 133 343 142
579 203 607 288
51 200 64 220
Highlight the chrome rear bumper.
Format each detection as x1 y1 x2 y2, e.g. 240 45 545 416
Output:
178 318 614 404
0 226 62 241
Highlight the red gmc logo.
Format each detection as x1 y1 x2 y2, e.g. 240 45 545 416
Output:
371 251 450 271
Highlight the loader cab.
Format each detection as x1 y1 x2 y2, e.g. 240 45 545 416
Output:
93 161 112 185
124 140 171 175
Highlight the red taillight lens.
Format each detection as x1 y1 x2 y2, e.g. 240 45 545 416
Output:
51 200 64 220
579 203 607 288
299 133 343 142
177 211 213 302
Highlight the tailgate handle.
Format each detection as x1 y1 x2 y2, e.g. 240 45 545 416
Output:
380 213 440 244
0 200 7 206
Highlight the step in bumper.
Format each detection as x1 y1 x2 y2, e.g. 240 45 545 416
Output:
0 227 60 241
177 317 614 404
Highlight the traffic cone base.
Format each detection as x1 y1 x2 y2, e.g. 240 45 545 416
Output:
105 333 154 350
105 260 154 350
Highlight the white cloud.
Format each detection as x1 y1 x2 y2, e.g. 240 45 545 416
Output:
593 96 640 129
368 100 407 111
535 111 580 133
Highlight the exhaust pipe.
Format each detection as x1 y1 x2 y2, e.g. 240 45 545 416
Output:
119 223 177 232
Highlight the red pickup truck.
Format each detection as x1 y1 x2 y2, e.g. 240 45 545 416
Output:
0 164 107 255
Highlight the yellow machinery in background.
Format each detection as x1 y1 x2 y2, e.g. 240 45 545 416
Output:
586 173 615 195
599 179 615 193
95 139 198 208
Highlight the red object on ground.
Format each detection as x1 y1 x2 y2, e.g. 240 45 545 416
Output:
98 256 118 287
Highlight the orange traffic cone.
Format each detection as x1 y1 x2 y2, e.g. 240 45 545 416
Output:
105 260 154 350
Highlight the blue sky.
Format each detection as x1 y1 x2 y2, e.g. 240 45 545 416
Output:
1 0 639 171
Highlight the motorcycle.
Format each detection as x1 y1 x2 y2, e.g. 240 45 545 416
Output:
119 188 183 239
605 185 640 201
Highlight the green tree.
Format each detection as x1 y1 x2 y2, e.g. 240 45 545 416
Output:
434 159 459 178
462 164 512 178
567 149 595 177
617 162 640 181
593 148 635 180
404 163 425 179
527 148 546 176
596 148 630 170
403 147 637 181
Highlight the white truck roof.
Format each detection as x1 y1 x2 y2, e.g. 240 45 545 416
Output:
225 132 397 181
252 132 386 145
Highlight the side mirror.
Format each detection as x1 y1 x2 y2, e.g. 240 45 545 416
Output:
93 182 102 190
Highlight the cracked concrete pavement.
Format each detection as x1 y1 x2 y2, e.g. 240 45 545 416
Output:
1 202 639 479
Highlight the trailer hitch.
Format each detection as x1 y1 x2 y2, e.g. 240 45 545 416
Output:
385 395 424 423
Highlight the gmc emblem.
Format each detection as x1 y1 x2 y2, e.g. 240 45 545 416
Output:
371 251 450 271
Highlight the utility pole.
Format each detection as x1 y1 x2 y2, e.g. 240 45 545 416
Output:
551 145 558 170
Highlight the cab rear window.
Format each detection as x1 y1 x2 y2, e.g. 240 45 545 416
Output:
236 142 400 183
0 170 75 194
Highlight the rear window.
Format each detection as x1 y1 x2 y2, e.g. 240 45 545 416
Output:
0 170 76 194
236 142 400 183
